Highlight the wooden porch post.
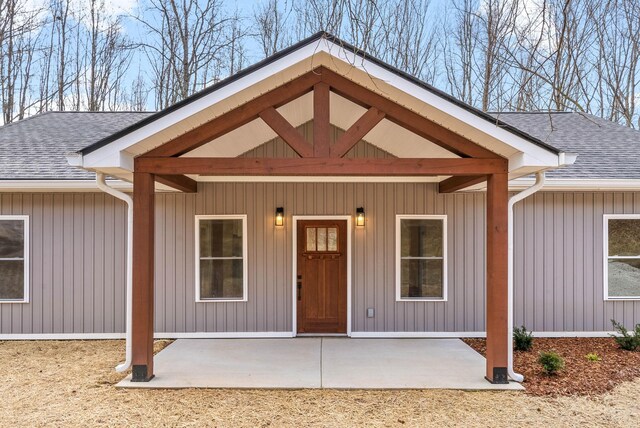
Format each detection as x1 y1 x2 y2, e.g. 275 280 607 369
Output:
485 173 509 384
131 172 155 382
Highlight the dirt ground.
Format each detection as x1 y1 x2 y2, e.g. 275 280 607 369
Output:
2 340 640 427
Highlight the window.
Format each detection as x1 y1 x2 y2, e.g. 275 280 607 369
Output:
0 216 29 302
396 215 447 301
195 215 247 302
604 215 640 300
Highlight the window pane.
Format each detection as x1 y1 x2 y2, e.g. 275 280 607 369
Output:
328 228 338 251
608 259 640 297
0 220 24 258
401 219 443 257
306 227 316 251
0 260 24 300
400 259 443 298
200 259 244 299
609 219 640 257
317 228 327 251
199 219 243 258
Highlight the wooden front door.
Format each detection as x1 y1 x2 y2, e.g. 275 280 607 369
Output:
297 220 347 334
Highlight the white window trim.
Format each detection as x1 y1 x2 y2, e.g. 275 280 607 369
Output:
395 215 447 302
603 214 640 301
195 215 248 303
0 215 29 303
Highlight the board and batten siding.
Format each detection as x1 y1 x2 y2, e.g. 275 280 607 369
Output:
513 192 640 333
0 193 127 335
1 187 640 335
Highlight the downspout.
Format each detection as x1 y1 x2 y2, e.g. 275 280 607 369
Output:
96 173 133 372
508 171 545 382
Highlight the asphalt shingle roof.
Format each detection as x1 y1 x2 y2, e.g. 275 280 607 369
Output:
0 111 153 180
491 112 640 179
0 110 639 181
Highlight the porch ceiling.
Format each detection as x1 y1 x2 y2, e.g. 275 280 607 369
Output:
182 92 459 160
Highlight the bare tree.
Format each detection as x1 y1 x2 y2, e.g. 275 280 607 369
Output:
253 0 293 57
139 0 247 109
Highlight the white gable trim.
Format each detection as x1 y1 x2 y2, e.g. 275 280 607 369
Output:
73 36 570 174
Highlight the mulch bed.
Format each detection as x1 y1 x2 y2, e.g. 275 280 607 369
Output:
464 337 640 396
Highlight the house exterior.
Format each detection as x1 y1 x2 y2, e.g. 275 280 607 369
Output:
1 33 639 384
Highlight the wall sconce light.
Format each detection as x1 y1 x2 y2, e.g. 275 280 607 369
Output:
356 207 365 227
275 207 284 227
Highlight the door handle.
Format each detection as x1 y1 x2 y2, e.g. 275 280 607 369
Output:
297 275 302 301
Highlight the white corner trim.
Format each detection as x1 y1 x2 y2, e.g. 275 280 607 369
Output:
395 215 448 302
292 215 352 337
194 215 249 302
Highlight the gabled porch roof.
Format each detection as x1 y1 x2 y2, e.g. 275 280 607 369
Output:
67 32 574 190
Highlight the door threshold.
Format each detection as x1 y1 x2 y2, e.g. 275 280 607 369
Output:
296 333 348 337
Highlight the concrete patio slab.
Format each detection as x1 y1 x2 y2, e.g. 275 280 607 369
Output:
117 338 523 390
117 338 321 388
321 338 523 390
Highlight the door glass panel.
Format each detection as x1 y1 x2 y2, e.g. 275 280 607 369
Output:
327 227 338 251
306 227 316 251
317 228 327 251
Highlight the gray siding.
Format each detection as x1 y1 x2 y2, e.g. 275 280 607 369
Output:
154 182 486 333
2 187 640 335
513 192 640 332
0 193 126 334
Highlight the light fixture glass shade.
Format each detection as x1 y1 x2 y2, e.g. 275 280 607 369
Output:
275 207 284 227
356 207 365 227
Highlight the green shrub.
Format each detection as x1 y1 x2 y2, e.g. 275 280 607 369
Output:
538 351 565 375
585 353 601 362
610 319 640 351
513 325 533 351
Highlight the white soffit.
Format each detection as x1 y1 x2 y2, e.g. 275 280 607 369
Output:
183 91 460 159
79 36 565 172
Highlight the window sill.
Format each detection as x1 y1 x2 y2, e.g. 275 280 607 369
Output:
196 299 248 303
396 298 447 302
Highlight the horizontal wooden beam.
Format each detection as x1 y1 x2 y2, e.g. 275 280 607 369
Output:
438 175 487 193
155 174 198 193
142 70 322 158
136 157 507 176
258 107 313 158
319 67 500 159
331 107 385 158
